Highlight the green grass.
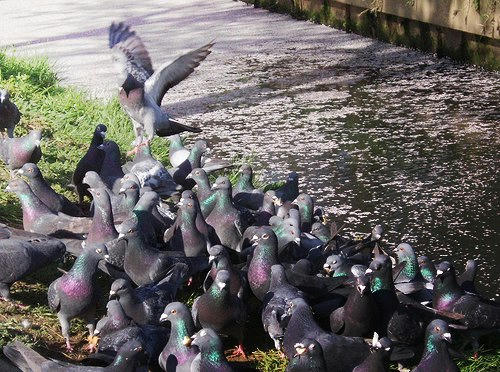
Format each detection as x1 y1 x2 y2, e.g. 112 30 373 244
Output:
1 51 499 371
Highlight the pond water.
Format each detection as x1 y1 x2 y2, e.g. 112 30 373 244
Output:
177 53 499 297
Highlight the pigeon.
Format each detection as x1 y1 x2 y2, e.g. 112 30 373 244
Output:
365 255 424 345
83 171 132 218
109 263 188 325
329 274 379 337
168 135 190 168
393 243 425 286
457 259 478 294
17 163 83 216
169 140 209 189
205 176 245 252
203 245 246 299
99 140 125 193
293 193 314 232
185 328 232 372
432 261 500 329
72 124 107 204
232 164 264 211
124 141 178 196
192 270 246 357
47 243 106 350
0 89 21 138
132 190 164 245
95 299 132 337
418 255 436 283
163 191 210 257
262 264 305 350
282 297 370 372
310 222 331 243
109 22 210 146
247 227 279 301
412 319 458 372
186 168 216 217
0 129 42 170
158 302 199 372
0 227 65 299
86 187 118 244
116 215 206 286
253 190 276 226
274 172 299 204
117 179 141 213
285 338 327 372
3 339 146 372
6 178 92 236
323 254 354 278
352 334 393 372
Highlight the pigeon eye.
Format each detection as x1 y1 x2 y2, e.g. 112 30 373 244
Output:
28 169 33 173
187 202 193 207
309 344 315 350
96 191 101 196
262 233 269 239
435 326 441 332
96 248 102 254
332 260 337 264
171 309 177 314
195 171 200 175
128 229 133 233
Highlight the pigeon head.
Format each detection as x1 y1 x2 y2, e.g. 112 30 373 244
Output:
366 255 393 292
393 243 418 281
292 338 324 361
159 301 191 324
433 261 458 289
213 270 231 292
393 243 416 261
211 176 231 192
287 172 299 182
82 171 103 188
371 224 383 241
371 333 392 352
109 278 133 299
252 226 279 250
294 193 312 207
0 89 10 103
239 164 253 176
122 173 141 186
120 73 144 96
323 254 343 275
101 140 121 160
418 255 436 282
117 215 140 239
18 163 41 179
355 274 371 296
185 168 207 183
424 320 452 353
83 242 109 259
28 130 42 145
94 124 107 139
119 180 140 196
88 187 111 206
192 140 209 155
5 177 31 194
208 245 227 264
190 328 223 352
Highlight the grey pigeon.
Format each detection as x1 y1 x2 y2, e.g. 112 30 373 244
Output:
192 270 246 357
205 176 244 252
99 140 125 193
95 299 132 337
6 178 92 236
18 163 83 216
457 259 478 294
158 302 199 372
169 140 208 189
412 320 458 372
47 243 106 350
109 263 188 325
123 141 177 196
83 171 132 218
86 187 118 244
262 264 305 350
204 245 246 299
0 129 41 170
274 172 299 204
109 22 210 146
0 227 65 299
72 124 107 204
293 193 314 232
186 168 215 217
417 255 436 283
232 164 264 211
3 339 145 372
282 298 370 372
285 338 327 372
0 89 21 138
163 193 210 257
189 328 233 372
247 227 279 301
352 334 393 372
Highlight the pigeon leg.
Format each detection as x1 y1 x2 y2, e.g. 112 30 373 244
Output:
57 313 73 351
229 344 247 359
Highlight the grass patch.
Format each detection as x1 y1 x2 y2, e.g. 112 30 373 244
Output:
1 51 499 371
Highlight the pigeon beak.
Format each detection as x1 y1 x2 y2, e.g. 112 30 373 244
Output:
183 336 192 347
34 140 41 146
205 147 211 154
251 235 259 242
293 343 306 356
93 329 100 335
208 255 216 263
442 332 452 342
118 188 126 194
118 233 125 239
323 263 332 273
100 131 107 138
97 144 105 150
357 285 367 294
436 269 444 276
211 183 218 190
294 237 301 244
16 169 24 175
109 290 117 299
185 173 193 180
104 254 109 260
365 268 373 275
159 313 168 322
4 185 11 191
217 281 227 290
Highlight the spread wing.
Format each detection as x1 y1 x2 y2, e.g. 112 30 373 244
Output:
145 41 214 105
108 22 154 84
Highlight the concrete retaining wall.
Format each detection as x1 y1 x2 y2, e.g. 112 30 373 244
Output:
244 0 500 69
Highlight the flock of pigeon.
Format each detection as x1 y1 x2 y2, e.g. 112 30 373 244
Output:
0 21 498 372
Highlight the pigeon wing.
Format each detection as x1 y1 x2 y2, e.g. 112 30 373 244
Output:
145 41 214 106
